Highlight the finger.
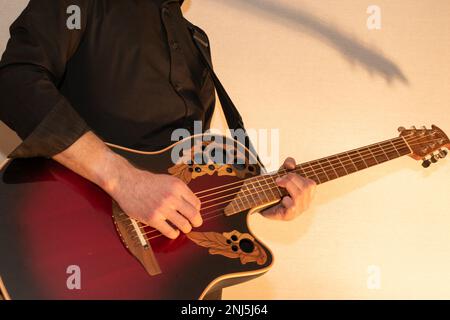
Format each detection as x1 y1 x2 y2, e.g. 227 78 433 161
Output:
174 196 203 227
179 184 201 211
153 219 180 239
288 174 311 191
281 196 295 211
164 210 192 234
280 196 296 220
306 179 317 199
283 157 296 170
276 174 303 199
261 204 285 221
302 179 316 206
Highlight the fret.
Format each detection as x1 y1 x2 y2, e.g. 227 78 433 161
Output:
372 143 389 161
298 166 310 179
347 150 368 170
303 162 323 184
309 160 330 183
328 156 347 177
388 140 404 158
240 183 253 208
335 155 350 175
234 185 246 211
355 150 369 168
265 175 280 200
315 160 332 181
389 139 402 157
371 144 389 163
365 146 380 165
399 136 413 154
380 141 399 159
323 157 340 180
375 143 392 162
254 177 272 203
270 175 283 198
340 152 358 173
298 163 314 182
396 137 413 155
359 148 377 167
243 180 258 207
228 201 238 214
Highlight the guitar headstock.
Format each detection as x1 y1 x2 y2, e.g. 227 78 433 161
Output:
399 125 450 167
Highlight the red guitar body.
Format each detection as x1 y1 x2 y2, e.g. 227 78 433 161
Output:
0 135 274 299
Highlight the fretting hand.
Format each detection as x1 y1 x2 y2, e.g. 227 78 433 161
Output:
260 157 316 221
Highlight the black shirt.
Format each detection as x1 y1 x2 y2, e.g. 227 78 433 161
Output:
0 0 216 158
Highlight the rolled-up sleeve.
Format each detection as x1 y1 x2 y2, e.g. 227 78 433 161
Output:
0 0 91 158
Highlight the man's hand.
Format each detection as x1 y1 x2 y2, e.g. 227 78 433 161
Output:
261 157 316 221
106 166 202 239
53 131 202 239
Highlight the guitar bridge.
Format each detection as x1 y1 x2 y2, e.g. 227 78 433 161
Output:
112 201 162 276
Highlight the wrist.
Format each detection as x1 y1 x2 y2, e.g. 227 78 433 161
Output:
97 150 134 196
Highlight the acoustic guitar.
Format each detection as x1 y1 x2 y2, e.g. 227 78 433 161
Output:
0 125 448 299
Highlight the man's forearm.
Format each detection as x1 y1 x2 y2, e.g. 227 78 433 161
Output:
53 131 203 239
52 131 132 195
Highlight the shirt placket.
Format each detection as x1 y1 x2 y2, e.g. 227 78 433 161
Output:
161 3 197 132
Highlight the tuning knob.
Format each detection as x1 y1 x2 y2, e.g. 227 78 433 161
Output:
438 149 448 159
430 155 438 163
422 159 431 168
398 126 406 132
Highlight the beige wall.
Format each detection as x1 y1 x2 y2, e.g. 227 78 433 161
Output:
1 0 450 299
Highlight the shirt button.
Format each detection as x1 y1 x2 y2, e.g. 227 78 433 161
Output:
174 83 182 91
171 41 180 50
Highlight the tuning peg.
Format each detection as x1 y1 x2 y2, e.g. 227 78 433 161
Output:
422 159 431 168
398 126 406 132
410 126 417 130
421 126 427 130
438 149 448 159
430 154 439 163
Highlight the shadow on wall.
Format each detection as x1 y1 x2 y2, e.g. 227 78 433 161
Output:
1 0 409 156
215 0 409 85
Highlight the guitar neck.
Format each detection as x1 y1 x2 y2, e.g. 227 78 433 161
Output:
286 136 412 185
225 136 413 215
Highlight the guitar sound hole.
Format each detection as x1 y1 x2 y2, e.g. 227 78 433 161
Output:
239 239 255 253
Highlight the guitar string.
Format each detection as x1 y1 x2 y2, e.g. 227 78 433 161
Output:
118 133 437 227
124 133 444 237
124 132 442 232
121 133 433 230
121 133 442 234
129 134 445 239
192 133 441 198
194 137 402 196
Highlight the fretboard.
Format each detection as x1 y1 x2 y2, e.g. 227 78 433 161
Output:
224 136 412 215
